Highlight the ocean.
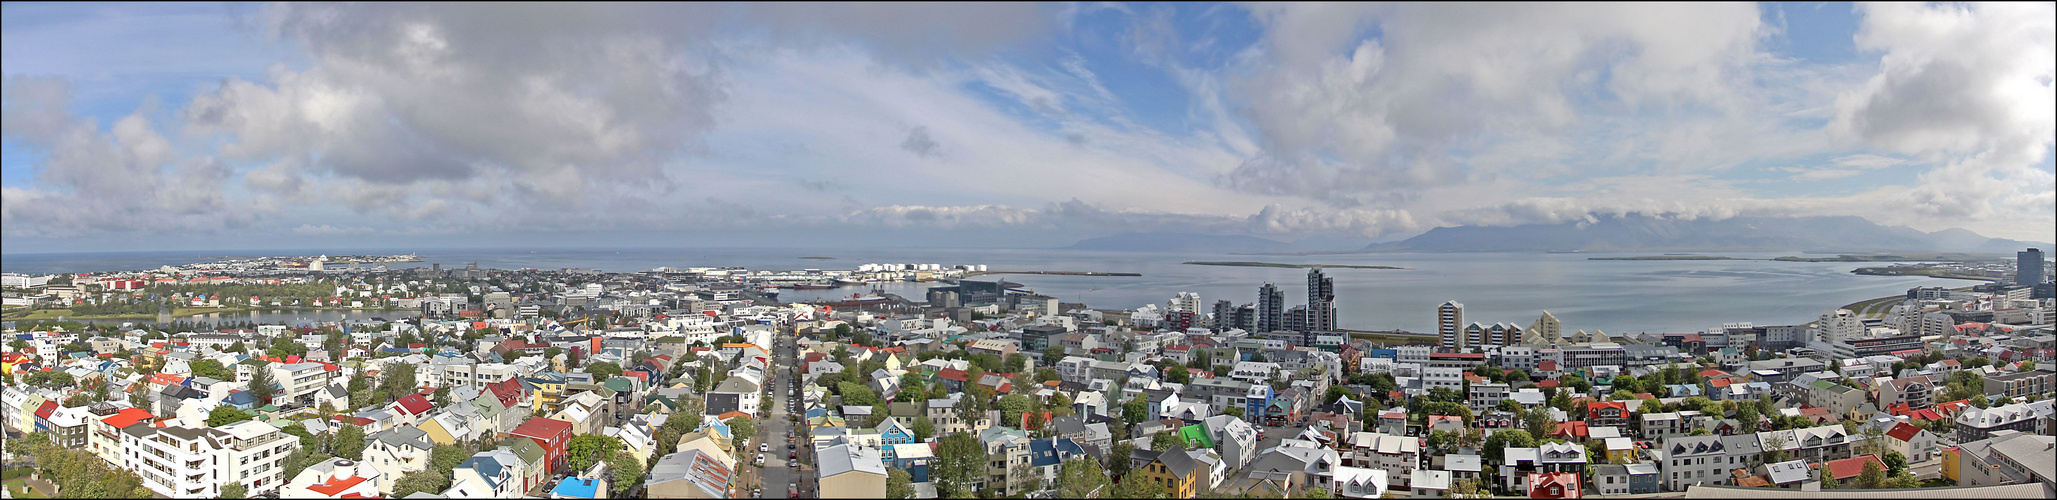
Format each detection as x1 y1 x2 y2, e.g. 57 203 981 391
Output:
2 247 1963 334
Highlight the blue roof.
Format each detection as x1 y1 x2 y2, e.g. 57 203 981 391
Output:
459 457 504 488
225 392 257 405
550 477 601 499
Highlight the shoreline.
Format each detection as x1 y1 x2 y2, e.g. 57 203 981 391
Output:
1184 261 1401 270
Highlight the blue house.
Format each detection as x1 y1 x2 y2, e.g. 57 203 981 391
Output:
877 418 916 460
549 476 603 499
224 391 259 410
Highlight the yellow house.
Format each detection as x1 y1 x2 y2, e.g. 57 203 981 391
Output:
1941 445 1962 482
1136 449 1205 499
1605 437 1638 464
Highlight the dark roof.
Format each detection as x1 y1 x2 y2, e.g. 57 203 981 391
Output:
1158 448 1202 478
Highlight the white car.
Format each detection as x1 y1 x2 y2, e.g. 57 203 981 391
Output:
760 443 770 453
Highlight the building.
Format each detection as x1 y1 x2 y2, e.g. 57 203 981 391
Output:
281 458 381 499
646 449 735 498
121 420 302 498
1955 402 2040 443
1984 368 2054 400
2020 248 2046 286
364 426 436 494
1307 269 1336 332
1947 429 2057 488
510 417 576 474
1499 443 1586 495
817 443 888 499
1438 301 1465 350
1257 283 1284 334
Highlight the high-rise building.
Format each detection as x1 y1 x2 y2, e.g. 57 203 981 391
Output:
1212 300 1236 332
1438 301 1465 350
1257 283 1284 333
2019 248 2046 286
1306 268 1336 332
1170 292 1203 313
1233 304 1257 332
1524 311 1563 346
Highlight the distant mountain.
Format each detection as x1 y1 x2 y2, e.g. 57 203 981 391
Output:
1367 215 2054 253
1066 232 1298 253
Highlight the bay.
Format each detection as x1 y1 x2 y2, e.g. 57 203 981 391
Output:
3 247 1964 334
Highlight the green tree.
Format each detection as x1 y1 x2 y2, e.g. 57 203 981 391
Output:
1058 457 1112 498
1108 441 1136 478
207 406 255 427
1111 470 1167 499
840 382 880 407
376 362 419 405
1152 431 1185 452
333 424 368 460
565 435 625 473
1122 396 1149 427
725 416 756 446
220 483 249 498
609 450 643 495
246 360 277 404
999 394 1033 428
1882 451 1906 476
1522 407 1557 439
392 469 449 497
1481 429 1537 465
912 416 937 442
1005 353 1028 374
934 432 987 496
190 359 231 380
1856 459 1885 489
585 361 622 381
888 468 915 499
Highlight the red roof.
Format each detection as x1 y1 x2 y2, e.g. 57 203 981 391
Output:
1527 472 1581 499
393 394 433 415
1884 422 1924 442
486 378 524 408
1536 380 1560 388
150 372 186 387
717 411 750 421
34 400 58 420
935 368 969 382
510 417 574 443
304 473 370 496
100 408 155 429
1538 360 1559 370
1825 455 1885 480
1553 421 1589 439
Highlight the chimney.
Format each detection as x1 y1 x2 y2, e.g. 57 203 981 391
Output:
333 459 356 480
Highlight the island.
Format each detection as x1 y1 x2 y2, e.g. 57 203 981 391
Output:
1183 261 1400 270
1588 255 1739 261
798 256 836 260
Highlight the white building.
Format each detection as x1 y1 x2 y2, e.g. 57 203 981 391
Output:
122 421 301 498
282 458 382 499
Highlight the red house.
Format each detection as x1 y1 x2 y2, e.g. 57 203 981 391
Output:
1586 401 1629 427
510 417 575 474
1528 472 1582 498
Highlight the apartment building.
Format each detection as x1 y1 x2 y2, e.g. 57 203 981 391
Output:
1342 432 1419 491
365 426 436 494
273 362 336 405
1956 402 2040 443
121 420 300 498
1656 434 1761 492
1983 368 2054 400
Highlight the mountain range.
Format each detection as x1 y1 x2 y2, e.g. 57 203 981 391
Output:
1064 215 2054 254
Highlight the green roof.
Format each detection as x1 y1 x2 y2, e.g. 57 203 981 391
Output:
1179 424 1214 449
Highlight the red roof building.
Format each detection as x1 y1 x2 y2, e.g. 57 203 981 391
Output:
509 417 575 474
1824 455 1885 483
392 393 433 416
1528 472 1581 498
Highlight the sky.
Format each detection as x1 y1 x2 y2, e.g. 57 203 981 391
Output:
2 2 2053 253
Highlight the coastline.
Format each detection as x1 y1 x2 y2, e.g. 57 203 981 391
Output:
1184 261 1401 270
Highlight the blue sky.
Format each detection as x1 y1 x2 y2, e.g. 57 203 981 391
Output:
3 2 2052 253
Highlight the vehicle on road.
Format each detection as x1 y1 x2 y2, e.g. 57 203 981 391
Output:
760 443 770 452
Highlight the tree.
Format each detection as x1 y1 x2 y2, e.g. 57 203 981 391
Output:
1522 407 1556 439
1006 353 1028 374
1639 398 1663 415
1882 451 1906 476
586 361 622 381
1759 435 1788 464
725 416 756 445
913 416 937 442
220 483 249 498
1058 457 1112 498
1304 487 1334 498
566 435 625 473
333 424 368 460
1883 470 1920 489
840 382 880 407
999 394 1033 428
1123 395 1149 427
1152 431 1185 452
392 469 450 498
208 406 255 427
1108 441 1136 478
1111 470 1167 499
375 362 418 405
888 468 915 498
609 450 643 496
1481 430 1537 465
934 432 987 496
1856 459 1885 489
1425 430 1456 455
190 359 231 380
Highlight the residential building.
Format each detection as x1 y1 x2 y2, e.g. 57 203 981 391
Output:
1956 402 2040 443
281 458 381 499
121 420 301 498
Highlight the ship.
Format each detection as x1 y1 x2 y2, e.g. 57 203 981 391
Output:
789 279 839 290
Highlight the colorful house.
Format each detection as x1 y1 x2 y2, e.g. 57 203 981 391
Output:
510 417 575 474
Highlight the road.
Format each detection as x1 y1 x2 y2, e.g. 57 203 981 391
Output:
761 324 813 499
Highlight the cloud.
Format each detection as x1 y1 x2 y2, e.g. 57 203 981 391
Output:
290 224 373 236
1 76 249 238
900 125 941 158
1829 2 2055 224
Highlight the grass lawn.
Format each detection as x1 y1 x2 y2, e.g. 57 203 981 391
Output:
3 478 48 499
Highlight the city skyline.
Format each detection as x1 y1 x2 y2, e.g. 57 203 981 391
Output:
4 2 2053 254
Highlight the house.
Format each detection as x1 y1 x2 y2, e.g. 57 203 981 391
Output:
1589 463 1658 495
817 443 888 499
1333 466 1389 498
447 449 532 498
549 476 606 499
1821 454 1886 488
365 426 436 494
1882 421 1939 464
1955 402 2039 443
510 417 576 474
282 457 382 499
647 449 735 498
1587 401 1630 428
1526 471 1581 499
1134 446 1207 499
1500 443 1586 495
1944 429 2057 487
